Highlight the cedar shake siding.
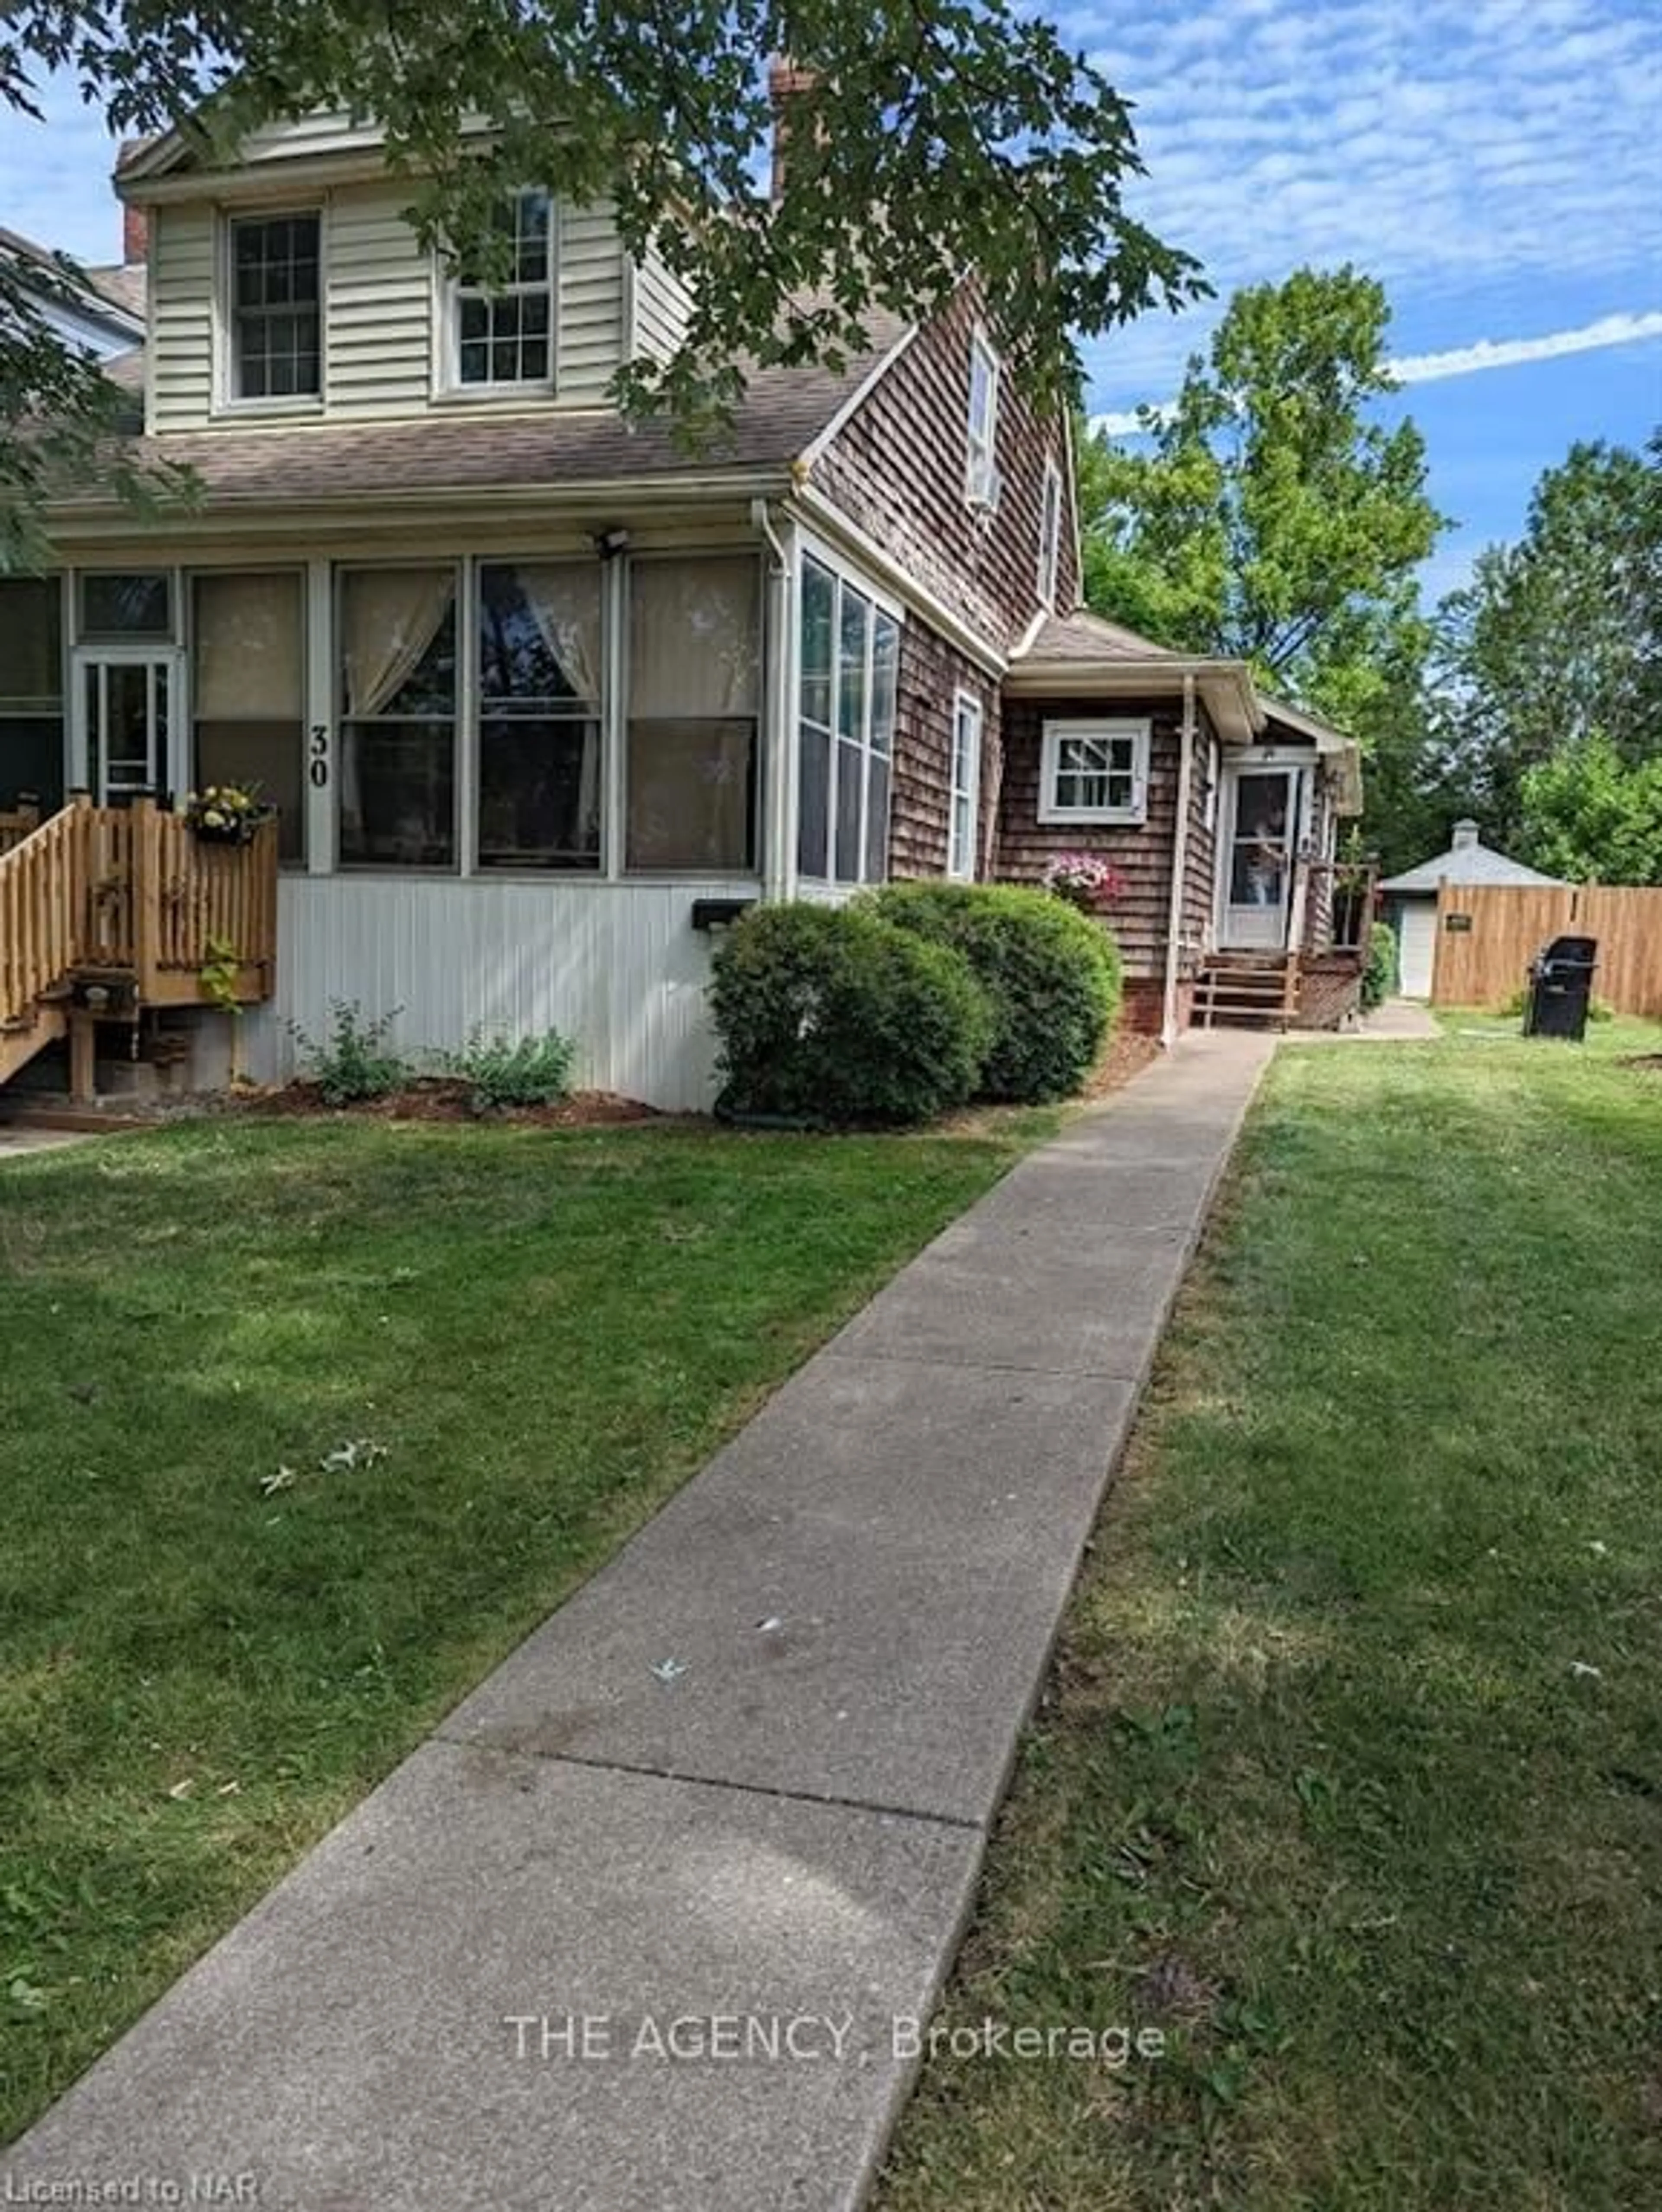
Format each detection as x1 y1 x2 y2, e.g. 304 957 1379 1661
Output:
889 622 1000 879
995 695 1198 981
812 289 1076 651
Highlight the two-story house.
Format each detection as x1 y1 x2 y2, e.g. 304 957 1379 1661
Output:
0 97 1365 1110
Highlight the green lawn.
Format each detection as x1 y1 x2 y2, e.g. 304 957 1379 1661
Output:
879 1025 1662 2212
0 1113 1048 2144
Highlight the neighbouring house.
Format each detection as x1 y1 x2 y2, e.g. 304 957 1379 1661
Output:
1 219 148 360
0 90 1366 1110
1379 820 1565 998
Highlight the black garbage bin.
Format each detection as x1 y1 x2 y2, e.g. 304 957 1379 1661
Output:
1523 935 1598 1040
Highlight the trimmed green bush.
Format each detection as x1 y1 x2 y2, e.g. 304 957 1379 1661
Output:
1361 920 1398 1011
866 880 1122 1103
709 902 993 1127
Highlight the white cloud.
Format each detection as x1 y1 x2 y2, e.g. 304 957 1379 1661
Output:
1087 309 1662 436
1389 312 1662 384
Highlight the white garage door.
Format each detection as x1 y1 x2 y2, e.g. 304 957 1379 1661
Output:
1398 902 1437 998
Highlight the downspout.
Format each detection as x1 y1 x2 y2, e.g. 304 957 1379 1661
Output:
1161 674 1198 1048
752 497 793 904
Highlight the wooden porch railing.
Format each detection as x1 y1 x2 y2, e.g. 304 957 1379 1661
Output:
0 793 278 1037
0 801 42 857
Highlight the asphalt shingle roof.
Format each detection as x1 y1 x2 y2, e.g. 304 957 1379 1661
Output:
1379 838 1565 893
1015 607 1183 663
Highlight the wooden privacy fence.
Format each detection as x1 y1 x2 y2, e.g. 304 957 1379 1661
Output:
1432 882 1662 1017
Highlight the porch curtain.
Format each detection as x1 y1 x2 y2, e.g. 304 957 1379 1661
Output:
515 563 603 837
627 559 759 868
339 568 455 825
193 574 303 720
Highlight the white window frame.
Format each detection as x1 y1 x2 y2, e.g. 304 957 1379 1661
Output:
965 327 1001 507
1039 718 1150 826
794 544 902 889
948 690 983 880
218 207 325 415
1037 457 1062 608
444 188 557 398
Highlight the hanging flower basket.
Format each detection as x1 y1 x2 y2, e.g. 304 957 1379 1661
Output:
182 786 271 846
1041 853 1128 914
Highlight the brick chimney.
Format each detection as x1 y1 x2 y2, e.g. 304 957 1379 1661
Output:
767 56 820 203
1451 818 1481 850
122 203 149 267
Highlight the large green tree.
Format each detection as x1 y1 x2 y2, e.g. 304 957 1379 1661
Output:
1078 267 1446 714
1429 435 1662 854
1 2 1204 569
1516 732 1662 885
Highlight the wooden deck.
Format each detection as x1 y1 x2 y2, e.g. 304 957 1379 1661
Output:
0 796 278 1098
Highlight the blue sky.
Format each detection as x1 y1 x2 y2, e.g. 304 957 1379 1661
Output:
3 0 1659 602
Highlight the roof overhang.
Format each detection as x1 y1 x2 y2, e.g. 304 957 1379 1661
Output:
1260 692 1364 815
1001 654 1261 745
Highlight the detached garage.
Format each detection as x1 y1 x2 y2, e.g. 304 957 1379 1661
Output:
1380 820 1566 998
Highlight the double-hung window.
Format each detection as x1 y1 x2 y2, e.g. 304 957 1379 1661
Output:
966 329 1001 506
949 692 983 879
454 190 554 389
796 555 898 886
229 214 321 401
1039 720 1150 826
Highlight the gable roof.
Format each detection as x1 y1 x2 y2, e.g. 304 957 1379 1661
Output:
1017 607 1180 663
1379 836 1565 893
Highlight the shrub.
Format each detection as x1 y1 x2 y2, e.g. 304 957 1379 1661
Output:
439 1027 577 1113
866 880 1122 1103
1361 921 1398 1012
290 1001 412 1105
709 902 992 1126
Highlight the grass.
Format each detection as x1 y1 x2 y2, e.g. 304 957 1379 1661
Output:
0 1110 1053 2144
877 1024 1662 2212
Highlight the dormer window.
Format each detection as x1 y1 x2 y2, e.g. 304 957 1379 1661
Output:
966 329 1000 506
454 190 554 388
229 214 321 401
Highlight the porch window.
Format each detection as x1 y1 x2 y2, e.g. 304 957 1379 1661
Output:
338 567 458 868
229 213 321 401
0 577 63 815
796 554 898 886
192 573 306 865
1039 718 1149 825
453 190 553 389
966 329 1000 506
949 691 983 879
80 573 171 639
476 561 602 870
1037 457 1062 608
625 557 759 872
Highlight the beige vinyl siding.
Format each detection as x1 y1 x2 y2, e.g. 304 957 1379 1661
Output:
631 242 694 365
236 112 387 164
326 181 432 418
147 203 216 431
557 203 628 402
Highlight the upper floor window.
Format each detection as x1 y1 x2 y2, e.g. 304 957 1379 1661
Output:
1039 719 1150 826
454 190 553 389
966 329 1001 506
229 214 321 400
1037 457 1062 607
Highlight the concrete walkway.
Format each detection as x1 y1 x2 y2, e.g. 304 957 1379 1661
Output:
2 1031 1274 2212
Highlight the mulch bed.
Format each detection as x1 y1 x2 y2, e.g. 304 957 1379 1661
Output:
1620 1055 1662 1072
237 1078 662 1127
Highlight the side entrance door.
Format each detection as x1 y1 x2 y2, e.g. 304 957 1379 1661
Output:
1220 766 1298 950
73 652 185 805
